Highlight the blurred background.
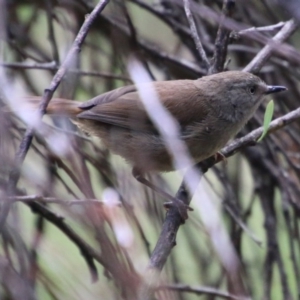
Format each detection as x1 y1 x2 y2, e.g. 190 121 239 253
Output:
0 0 300 299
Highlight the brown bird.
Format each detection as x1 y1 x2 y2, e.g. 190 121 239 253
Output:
25 71 286 216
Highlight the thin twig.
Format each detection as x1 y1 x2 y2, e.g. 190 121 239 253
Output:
183 0 210 70
221 107 300 157
44 0 60 63
237 22 285 36
243 19 297 73
158 284 250 300
223 202 262 246
27 201 107 282
101 14 206 77
209 0 236 74
6 195 107 206
0 62 132 82
0 0 110 231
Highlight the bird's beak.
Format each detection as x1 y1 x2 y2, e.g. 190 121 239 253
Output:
266 85 287 94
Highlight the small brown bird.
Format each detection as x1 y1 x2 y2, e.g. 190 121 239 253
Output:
25 71 286 214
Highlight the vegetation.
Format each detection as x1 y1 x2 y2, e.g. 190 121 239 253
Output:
0 0 300 299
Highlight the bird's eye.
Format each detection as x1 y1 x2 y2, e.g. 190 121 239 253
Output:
248 86 256 94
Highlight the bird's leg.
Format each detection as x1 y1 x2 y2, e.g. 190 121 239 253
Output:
132 168 192 221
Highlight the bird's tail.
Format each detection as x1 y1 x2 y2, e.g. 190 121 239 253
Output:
22 97 83 116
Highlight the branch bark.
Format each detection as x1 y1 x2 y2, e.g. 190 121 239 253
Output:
209 0 236 74
183 0 210 70
243 19 297 73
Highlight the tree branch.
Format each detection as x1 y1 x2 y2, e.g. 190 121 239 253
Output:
209 0 236 74
158 284 249 300
0 62 132 82
243 19 297 73
183 0 210 70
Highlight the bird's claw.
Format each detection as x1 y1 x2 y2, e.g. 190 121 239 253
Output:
214 151 227 164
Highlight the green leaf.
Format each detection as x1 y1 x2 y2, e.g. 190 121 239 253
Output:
257 100 274 142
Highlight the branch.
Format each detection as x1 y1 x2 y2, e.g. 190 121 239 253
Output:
7 195 106 206
27 201 107 282
158 284 250 300
209 0 236 74
0 62 132 82
101 14 206 77
183 0 210 70
1 0 110 230
220 107 300 158
236 22 285 36
243 19 297 73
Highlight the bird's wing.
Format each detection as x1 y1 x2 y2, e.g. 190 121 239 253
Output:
79 85 137 109
77 84 155 132
77 80 210 133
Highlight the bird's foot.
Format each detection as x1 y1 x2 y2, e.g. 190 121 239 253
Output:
164 199 193 222
214 151 227 164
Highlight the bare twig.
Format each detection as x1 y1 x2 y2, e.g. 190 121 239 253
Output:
6 195 106 206
2 1 300 298
28 201 105 282
158 284 250 300
221 107 300 157
0 62 132 82
44 0 60 64
183 0 210 70
101 14 206 77
0 0 110 230
243 19 297 73
209 0 236 74
237 22 285 36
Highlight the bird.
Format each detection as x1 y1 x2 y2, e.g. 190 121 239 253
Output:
22 71 287 218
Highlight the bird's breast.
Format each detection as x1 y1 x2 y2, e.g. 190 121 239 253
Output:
183 118 243 163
